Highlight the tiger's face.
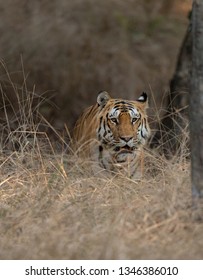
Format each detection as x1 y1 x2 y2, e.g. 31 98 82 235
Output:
97 92 150 162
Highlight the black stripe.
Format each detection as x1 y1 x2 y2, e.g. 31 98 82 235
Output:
113 105 122 109
99 145 103 154
140 119 146 139
103 120 108 137
113 103 135 110
108 108 119 117
99 116 103 128
98 146 107 170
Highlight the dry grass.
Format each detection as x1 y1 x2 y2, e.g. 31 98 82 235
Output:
0 81 203 260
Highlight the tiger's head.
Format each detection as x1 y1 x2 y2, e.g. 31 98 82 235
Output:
96 91 150 158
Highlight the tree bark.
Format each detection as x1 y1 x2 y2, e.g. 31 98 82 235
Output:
150 16 192 156
190 0 203 200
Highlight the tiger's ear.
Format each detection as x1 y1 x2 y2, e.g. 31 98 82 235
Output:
97 91 111 107
137 92 148 109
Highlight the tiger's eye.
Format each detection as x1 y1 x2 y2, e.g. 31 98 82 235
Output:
132 117 138 123
111 118 117 124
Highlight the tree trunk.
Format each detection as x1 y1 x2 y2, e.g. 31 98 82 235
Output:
150 15 192 156
190 0 203 200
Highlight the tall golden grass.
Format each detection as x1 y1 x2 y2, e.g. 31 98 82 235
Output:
0 70 203 260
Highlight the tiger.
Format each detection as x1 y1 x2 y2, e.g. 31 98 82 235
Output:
73 91 151 178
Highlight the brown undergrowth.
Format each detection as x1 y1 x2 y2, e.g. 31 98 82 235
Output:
0 77 203 260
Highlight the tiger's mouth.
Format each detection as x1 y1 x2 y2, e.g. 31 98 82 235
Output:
113 145 135 152
113 146 135 163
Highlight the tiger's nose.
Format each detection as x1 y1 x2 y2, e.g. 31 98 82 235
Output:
120 136 133 142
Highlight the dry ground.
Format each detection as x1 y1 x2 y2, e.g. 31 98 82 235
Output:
0 127 203 260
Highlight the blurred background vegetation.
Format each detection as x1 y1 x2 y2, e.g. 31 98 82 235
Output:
0 0 192 134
